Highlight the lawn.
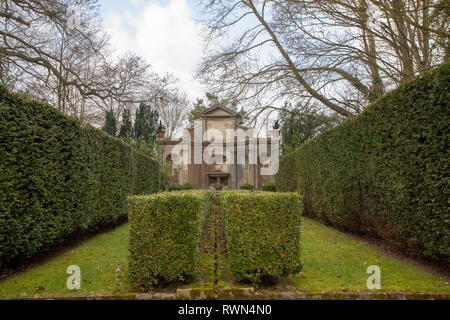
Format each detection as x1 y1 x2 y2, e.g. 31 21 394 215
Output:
0 218 448 298
0 223 132 297
292 218 449 293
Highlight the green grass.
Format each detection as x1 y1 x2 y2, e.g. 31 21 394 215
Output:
0 218 448 298
0 224 131 298
292 218 449 293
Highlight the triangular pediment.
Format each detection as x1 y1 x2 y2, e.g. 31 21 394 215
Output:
198 105 238 118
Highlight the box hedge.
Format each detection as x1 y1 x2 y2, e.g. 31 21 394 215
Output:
220 191 303 285
240 183 255 191
261 182 277 192
0 85 160 269
128 191 214 291
276 63 450 264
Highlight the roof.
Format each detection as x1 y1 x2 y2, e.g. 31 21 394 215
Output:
197 105 239 119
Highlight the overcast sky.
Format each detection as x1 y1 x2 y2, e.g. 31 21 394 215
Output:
99 0 206 100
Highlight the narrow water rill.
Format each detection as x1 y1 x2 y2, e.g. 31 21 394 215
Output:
213 192 219 295
182 191 252 300
198 192 226 296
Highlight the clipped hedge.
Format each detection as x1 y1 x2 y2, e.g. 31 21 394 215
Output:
0 86 160 269
168 183 184 191
167 183 198 191
128 191 214 291
220 191 303 285
276 63 450 264
276 153 298 193
261 182 277 192
240 183 255 191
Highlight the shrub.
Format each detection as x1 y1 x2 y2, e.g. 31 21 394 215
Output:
240 183 255 191
0 85 160 269
168 183 200 192
261 182 276 192
220 191 303 285
224 186 235 191
128 191 213 291
182 183 198 190
276 63 450 264
168 184 183 191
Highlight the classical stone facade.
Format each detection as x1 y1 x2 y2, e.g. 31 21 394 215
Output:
157 105 277 189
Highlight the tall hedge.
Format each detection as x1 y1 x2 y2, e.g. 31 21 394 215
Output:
220 191 303 285
0 86 160 269
276 63 450 264
128 191 213 291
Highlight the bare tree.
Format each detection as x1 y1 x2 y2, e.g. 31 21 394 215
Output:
86 55 176 126
1 1 108 98
0 0 175 126
197 0 449 119
156 88 191 138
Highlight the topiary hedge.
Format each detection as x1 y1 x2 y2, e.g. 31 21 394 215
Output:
276 63 450 264
0 85 160 269
220 191 303 285
128 191 214 291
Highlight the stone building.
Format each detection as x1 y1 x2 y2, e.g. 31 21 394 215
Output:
157 105 278 189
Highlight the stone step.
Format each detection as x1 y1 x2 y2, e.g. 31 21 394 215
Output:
176 287 255 300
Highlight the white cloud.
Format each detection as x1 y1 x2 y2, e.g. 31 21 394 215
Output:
104 0 205 99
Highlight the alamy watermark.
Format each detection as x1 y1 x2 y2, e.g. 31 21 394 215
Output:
66 265 81 290
366 265 381 290
169 120 280 176
66 2 92 31
367 2 382 29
